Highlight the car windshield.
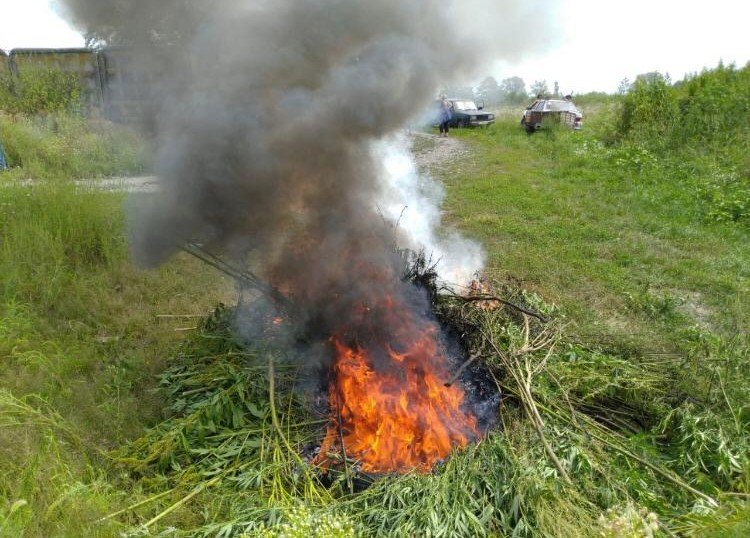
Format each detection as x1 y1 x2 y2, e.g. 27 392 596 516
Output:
545 100 578 112
453 100 478 111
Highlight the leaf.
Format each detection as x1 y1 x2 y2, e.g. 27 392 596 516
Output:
511 494 522 522
232 406 245 428
247 402 267 418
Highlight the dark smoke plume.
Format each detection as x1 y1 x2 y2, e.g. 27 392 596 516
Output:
56 0 556 339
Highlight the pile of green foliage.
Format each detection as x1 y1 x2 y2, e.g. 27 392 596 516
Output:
86 270 747 537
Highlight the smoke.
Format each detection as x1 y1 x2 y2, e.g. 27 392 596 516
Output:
374 135 485 287
56 0 556 339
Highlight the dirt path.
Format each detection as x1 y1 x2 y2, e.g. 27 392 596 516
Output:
75 176 160 192
409 131 469 174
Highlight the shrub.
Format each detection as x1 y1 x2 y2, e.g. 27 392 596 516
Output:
616 73 679 145
609 64 750 224
615 63 750 150
696 167 750 223
676 63 750 145
0 67 83 115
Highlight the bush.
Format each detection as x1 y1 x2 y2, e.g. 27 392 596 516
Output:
697 167 750 223
676 63 750 145
615 63 750 149
610 64 750 224
616 73 679 145
0 67 83 115
0 67 149 179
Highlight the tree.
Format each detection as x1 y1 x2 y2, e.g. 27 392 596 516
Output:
530 80 549 98
553 80 560 97
499 76 526 104
635 72 670 85
61 0 213 47
476 76 501 106
617 77 631 95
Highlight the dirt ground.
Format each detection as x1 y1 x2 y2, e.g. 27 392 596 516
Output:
410 130 468 173
76 176 160 192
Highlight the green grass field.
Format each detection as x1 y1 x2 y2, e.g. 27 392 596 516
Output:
0 112 148 181
0 185 233 536
0 65 748 536
442 115 748 352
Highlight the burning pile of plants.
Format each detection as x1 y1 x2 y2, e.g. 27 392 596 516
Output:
101 254 746 537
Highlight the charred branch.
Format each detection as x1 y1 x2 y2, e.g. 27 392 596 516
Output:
181 242 295 316
451 293 548 323
444 352 481 387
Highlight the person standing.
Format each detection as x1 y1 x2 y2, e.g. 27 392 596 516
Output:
438 96 453 137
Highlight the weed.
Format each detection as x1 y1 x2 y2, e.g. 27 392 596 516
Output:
0 184 232 536
597 503 660 538
624 288 683 322
0 112 149 180
0 66 83 115
616 72 678 146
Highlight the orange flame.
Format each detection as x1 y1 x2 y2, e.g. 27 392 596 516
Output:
316 300 478 474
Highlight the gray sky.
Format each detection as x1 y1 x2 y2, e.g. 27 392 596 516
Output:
0 0 748 93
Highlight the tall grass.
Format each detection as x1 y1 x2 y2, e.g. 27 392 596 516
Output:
0 183 232 536
0 184 125 309
0 112 149 180
0 66 150 180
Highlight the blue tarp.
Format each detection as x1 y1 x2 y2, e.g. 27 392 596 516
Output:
0 139 7 170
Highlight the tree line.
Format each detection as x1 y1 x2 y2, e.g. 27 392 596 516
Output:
440 76 572 107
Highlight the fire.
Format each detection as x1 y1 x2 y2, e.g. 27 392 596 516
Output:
316 297 479 474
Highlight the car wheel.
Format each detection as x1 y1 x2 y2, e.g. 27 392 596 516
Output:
461 119 470 128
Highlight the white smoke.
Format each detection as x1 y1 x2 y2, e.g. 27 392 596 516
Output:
374 134 485 288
